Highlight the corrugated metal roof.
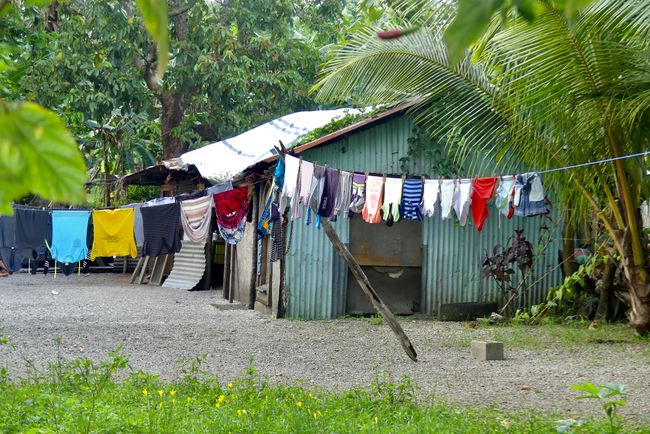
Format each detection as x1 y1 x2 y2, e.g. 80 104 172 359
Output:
162 238 206 290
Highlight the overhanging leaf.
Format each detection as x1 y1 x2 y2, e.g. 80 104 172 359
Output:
135 0 169 81
0 102 86 214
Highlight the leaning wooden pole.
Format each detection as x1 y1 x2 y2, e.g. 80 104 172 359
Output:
318 215 418 362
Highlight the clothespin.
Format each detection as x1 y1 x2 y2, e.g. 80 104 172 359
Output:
401 174 406 183
364 171 369 180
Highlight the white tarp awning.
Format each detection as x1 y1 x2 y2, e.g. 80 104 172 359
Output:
180 108 358 183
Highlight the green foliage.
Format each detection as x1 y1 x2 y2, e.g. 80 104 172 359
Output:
400 125 462 176
134 0 168 80
571 381 627 433
0 350 632 433
0 101 86 214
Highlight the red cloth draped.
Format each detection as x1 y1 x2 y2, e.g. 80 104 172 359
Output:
213 187 249 230
471 177 497 232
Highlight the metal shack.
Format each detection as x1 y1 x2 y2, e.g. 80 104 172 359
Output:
223 106 563 319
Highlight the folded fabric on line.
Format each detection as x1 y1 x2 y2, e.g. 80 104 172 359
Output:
213 187 249 230
141 202 182 257
439 179 455 219
401 178 423 221
51 210 91 263
91 209 138 260
471 177 497 232
180 195 214 242
362 176 384 224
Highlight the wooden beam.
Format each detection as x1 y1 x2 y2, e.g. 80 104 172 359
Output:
248 185 259 309
318 214 418 361
223 244 231 300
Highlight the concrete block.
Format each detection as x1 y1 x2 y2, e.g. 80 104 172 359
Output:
471 340 504 361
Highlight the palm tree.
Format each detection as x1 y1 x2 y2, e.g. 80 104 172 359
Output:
314 0 650 334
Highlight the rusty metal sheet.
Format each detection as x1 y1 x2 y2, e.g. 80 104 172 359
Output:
349 218 422 267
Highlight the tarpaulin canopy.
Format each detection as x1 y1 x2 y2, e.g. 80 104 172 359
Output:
180 108 358 183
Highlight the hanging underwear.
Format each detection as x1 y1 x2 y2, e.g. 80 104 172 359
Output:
439 179 455 219
471 177 497 232
214 187 249 230
362 176 384 224
421 179 440 217
348 173 366 214
333 171 353 219
515 173 546 217
381 177 403 225
318 168 340 219
495 175 515 218
281 155 300 212
401 178 423 221
180 195 214 242
91 208 138 260
453 179 473 226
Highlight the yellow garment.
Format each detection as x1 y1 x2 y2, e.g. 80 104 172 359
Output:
91 209 137 260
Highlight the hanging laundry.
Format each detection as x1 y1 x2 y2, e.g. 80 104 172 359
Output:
306 165 326 213
270 203 283 262
213 187 249 229
439 179 455 219
515 173 546 217
471 177 497 232
280 155 300 212
145 196 175 207
14 206 51 260
273 157 285 191
120 203 145 247
90 209 137 260
0 214 18 273
333 170 353 219
180 195 214 242
421 179 440 218
401 178 424 221
50 210 91 263
348 173 366 214
298 160 314 207
318 167 340 219
381 177 403 225
206 181 233 196
362 176 384 224
219 220 246 244
495 175 515 218
141 202 182 256
257 187 274 237
453 179 473 226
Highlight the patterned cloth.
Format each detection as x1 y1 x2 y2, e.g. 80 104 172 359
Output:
213 187 249 230
180 195 213 242
401 178 423 221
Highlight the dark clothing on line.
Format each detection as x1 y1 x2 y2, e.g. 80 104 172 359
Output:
141 202 182 256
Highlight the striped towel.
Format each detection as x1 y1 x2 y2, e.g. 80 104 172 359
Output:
180 195 213 242
401 178 423 220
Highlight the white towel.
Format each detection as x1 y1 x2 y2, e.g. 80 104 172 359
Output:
281 155 300 212
422 179 440 217
381 178 403 222
440 179 455 219
453 179 473 226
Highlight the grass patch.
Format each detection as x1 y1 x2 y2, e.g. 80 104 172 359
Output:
0 348 643 433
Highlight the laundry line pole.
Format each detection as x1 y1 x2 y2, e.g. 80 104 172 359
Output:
317 212 418 362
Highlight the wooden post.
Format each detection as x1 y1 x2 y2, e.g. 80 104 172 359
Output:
229 245 236 303
248 185 259 309
203 219 213 291
223 244 231 300
319 215 418 362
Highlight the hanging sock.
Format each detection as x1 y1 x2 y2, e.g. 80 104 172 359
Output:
81 249 91 275
401 178 424 221
453 179 473 226
362 176 384 224
495 175 515 218
381 177 403 225
348 173 366 214
471 177 497 232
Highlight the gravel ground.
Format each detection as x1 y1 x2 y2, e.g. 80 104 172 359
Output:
1 273 649 423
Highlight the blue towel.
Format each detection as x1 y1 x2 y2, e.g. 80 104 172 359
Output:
51 210 90 263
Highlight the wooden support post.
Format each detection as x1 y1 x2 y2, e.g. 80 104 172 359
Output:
248 185 259 309
136 256 150 284
319 215 418 362
203 220 213 291
130 256 145 283
223 244 231 300
229 245 236 303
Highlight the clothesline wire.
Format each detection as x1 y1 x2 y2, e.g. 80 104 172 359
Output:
537 150 650 175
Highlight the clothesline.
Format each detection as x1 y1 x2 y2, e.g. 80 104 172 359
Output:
537 150 650 174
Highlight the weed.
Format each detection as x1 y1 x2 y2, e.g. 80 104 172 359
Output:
571 381 627 434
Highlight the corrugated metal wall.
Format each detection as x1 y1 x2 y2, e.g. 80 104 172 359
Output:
285 115 563 319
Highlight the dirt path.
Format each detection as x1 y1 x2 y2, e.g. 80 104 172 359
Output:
0 273 648 423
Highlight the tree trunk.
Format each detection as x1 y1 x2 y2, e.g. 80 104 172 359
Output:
160 92 186 159
594 258 616 322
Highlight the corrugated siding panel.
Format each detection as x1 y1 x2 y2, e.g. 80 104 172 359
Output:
422 212 562 316
162 240 206 290
285 216 349 319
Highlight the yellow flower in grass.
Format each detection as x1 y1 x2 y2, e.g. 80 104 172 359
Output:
237 409 247 417
158 389 164 397
296 401 302 408
218 395 225 403
186 397 192 403
227 383 233 389
172 399 176 406
374 416 378 424
142 389 149 397
169 390 176 396
317 410 322 417
307 409 312 416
